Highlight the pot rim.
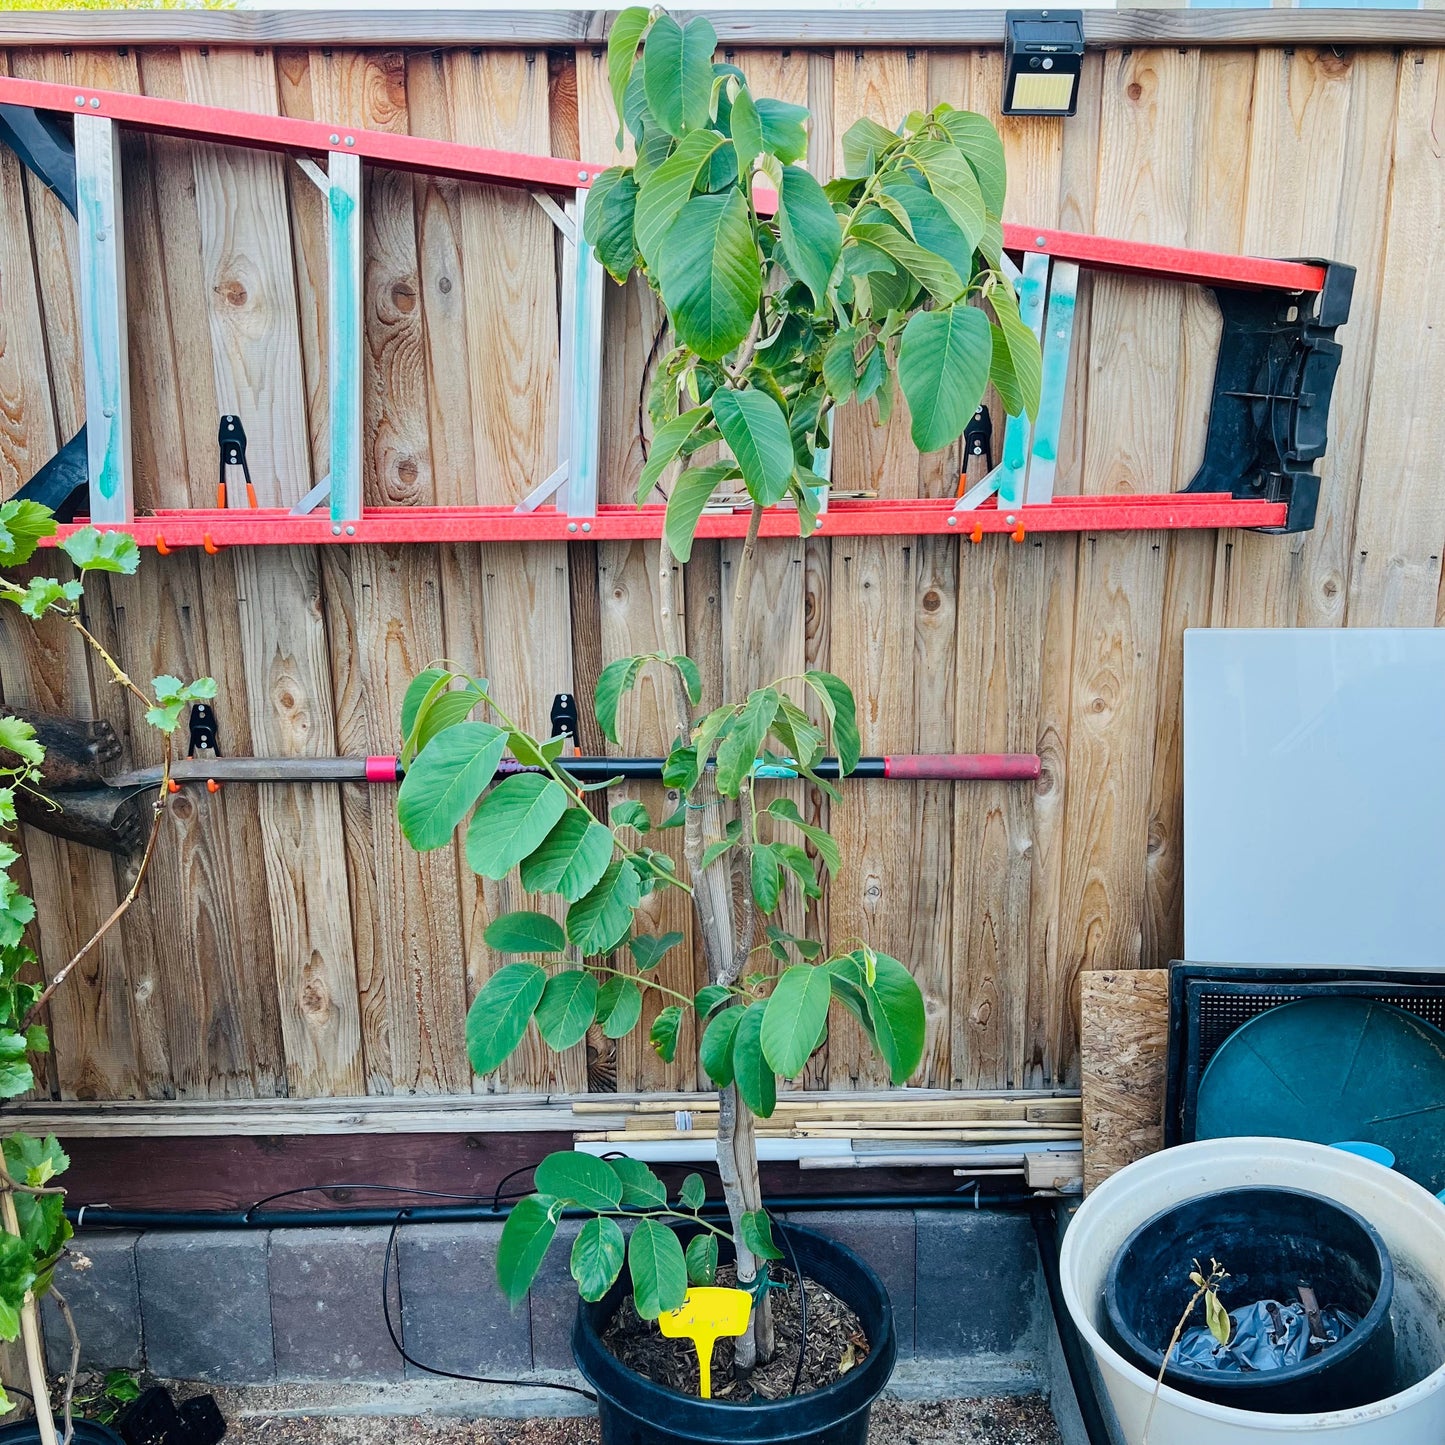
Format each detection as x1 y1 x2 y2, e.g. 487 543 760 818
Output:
572 1220 897 1429
1104 1184 1395 1394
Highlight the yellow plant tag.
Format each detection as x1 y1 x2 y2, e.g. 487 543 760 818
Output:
657 1286 752 1399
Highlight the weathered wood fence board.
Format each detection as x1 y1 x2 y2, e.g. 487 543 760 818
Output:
0 39 1440 1103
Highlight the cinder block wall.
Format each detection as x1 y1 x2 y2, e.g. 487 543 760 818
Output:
46 1211 1047 1390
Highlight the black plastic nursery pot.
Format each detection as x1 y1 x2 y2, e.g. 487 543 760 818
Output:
0 1423 123 1444
1105 1186 1395 1414
573 1221 897 1445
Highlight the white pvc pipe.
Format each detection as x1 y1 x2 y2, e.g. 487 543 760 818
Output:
1059 1138 1445 1444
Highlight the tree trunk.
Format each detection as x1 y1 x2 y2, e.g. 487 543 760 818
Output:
1 1190 58 1445
655 528 775 1368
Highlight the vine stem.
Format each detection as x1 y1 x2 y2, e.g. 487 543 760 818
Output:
49 1286 79 1445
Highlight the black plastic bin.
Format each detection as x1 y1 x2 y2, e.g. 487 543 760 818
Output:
1105 1186 1395 1414
573 1221 896 1445
0 1423 123 1444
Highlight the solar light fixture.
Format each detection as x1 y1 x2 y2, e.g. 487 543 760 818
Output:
1003 10 1085 117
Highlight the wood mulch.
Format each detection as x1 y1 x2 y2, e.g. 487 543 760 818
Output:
602 1263 866 1401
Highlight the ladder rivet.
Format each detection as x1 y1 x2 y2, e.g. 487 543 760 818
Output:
103 407 114 419
345 524 356 535
1036 236 1046 247
329 133 341 144
89 97 101 108
332 524 342 536
578 169 589 181
1005 514 1017 524
567 522 578 532
344 136 355 146
947 515 958 526
75 96 86 106
581 521 592 532
96 230 106 242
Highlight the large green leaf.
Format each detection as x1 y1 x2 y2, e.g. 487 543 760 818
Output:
466 963 547 1075
802 670 860 774
699 1005 743 1086
630 931 685 972
635 130 728 271
636 405 711 504
520 810 616 903
595 975 644 1038
0 498 57 568
535 970 600 1050
755 98 809 165
483 910 567 954
760 964 831 1077
715 686 780 797
897 303 992 454
610 1155 667 1207
571 1216 627 1302
535 1150 624 1211
851 221 964 304
649 1004 684 1063
642 14 717 138
750 842 781 914
909 138 986 255
880 178 974 289
777 165 841 310
657 190 759 361
397 722 508 851
628 1218 689 1319
937 108 1007 215
730 84 762 175
566 860 643 955
583 167 640 282
741 1209 784 1261
685 1232 719 1286
863 950 926 1084
987 281 1043 421
465 774 570 879
711 389 793 508
766 796 842 875
496 1193 559 1305
59 526 138 575
841 116 898 177
410 687 485 761
595 656 645 746
732 1000 777 1118
400 667 448 743
607 7 653 139
664 461 735 563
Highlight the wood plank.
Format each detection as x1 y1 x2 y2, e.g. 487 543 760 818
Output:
1142 48 1253 972
444 47 580 1093
944 50 1058 1092
827 50 927 1089
9 10 1445 49
1347 49 1445 628
1055 49 1196 1080
173 45 364 1096
1080 968 1168 1192
294 49 470 1096
1024 50 1101 1089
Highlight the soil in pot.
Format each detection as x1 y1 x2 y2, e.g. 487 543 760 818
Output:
602 1263 870 1402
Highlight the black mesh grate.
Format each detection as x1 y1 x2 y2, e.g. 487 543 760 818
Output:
1166 964 1445 1146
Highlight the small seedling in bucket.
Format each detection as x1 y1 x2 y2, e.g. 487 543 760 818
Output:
1142 1258 1230 1445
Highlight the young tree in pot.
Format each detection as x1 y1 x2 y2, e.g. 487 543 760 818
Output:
1 502 214 1443
395 5 1038 1385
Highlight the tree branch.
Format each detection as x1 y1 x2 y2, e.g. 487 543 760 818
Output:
48 1286 79 1445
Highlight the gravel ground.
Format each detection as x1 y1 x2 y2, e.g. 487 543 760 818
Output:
221 1395 1061 1445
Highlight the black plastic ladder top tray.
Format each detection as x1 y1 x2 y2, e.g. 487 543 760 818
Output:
1165 962 1445 1148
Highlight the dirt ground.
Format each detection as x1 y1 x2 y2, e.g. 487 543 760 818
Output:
222 1395 1061 1445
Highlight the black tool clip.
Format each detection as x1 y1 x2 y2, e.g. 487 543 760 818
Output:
217 415 257 509
964 406 994 471
551 693 581 753
187 703 220 760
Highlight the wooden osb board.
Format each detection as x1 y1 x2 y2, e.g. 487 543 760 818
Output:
1080 969 1169 1192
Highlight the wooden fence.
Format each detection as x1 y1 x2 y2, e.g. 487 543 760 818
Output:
0 28 1440 1105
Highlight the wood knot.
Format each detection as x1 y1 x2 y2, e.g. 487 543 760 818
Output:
392 280 418 313
219 278 248 308
397 457 419 485
921 589 941 613
438 275 453 295
1127 81 1143 101
1322 577 1339 599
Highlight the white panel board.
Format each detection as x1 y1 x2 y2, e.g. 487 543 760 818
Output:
1184 628 1445 968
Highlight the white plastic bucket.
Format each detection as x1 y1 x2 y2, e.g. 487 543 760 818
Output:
1059 1138 1445 1443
